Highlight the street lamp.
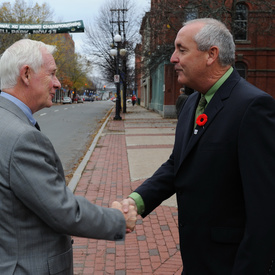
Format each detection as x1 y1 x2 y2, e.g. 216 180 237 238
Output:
110 34 126 120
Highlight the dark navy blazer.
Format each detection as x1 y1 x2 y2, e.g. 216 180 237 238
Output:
135 70 275 275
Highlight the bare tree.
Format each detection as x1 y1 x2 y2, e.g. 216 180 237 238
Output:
83 0 145 111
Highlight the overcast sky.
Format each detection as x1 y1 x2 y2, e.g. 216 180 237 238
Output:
9 0 151 53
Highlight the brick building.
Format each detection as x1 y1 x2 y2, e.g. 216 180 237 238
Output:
135 0 275 118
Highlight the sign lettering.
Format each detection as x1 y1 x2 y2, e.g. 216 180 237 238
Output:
0 20 84 34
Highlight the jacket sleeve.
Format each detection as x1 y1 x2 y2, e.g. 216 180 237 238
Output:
232 94 275 274
134 151 176 217
10 130 126 241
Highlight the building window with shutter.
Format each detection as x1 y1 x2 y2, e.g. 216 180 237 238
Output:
235 3 248 41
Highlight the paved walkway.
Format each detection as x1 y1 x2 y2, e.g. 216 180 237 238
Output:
71 104 183 275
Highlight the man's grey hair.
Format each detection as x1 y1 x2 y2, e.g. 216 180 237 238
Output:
184 18 235 67
0 39 56 90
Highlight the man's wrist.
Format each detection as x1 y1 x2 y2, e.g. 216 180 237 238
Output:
128 192 145 215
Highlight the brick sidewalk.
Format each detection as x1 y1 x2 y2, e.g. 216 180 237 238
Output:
72 108 182 275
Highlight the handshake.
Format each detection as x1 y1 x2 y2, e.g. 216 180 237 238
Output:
111 198 137 233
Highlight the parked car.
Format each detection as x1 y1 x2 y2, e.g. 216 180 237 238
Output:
84 96 94 102
78 96 84 103
72 95 84 103
62 97 72 104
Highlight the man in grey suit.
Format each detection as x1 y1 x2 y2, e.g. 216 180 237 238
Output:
0 39 137 274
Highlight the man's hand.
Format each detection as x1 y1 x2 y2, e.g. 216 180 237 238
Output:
112 200 137 233
121 197 137 214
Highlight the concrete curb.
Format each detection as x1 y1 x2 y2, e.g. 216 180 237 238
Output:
68 108 113 192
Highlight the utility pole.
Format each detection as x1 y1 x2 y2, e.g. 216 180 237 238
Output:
110 8 128 114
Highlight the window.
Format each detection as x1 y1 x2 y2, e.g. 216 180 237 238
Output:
235 62 247 79
234 3 248 41
185 4 198 22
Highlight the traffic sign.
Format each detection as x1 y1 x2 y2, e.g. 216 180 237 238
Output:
114 75 120 83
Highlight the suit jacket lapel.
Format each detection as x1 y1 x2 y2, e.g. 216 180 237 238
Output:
175 69 241 174
174 92 199 172
0 96 32 127
184 93 224 154
177 93 199 145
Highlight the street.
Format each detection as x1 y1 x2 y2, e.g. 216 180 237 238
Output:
33 100 114 182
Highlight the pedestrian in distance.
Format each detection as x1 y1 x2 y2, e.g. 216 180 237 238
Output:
176 86 195 118
122 18 275 275
175 87 188 118
0 39 137 275
131 94 137 106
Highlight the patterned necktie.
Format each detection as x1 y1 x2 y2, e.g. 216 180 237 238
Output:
34 122 40 131
194 95 207 128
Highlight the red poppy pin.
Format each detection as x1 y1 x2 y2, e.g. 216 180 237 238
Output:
196 114 208 127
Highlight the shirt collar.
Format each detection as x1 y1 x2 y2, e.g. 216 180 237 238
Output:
204 66 234 105
0 91 36 125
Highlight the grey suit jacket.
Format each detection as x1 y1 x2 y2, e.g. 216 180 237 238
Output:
0 96 125 274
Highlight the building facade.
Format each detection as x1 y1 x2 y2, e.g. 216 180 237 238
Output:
135 0 275 118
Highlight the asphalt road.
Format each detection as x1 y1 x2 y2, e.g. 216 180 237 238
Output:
33 100 114 181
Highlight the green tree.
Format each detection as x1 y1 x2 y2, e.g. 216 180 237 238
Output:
0 0 89 94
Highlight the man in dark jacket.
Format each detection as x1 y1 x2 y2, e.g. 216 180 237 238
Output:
122 18 275 275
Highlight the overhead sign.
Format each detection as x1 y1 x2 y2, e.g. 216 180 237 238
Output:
0 20 84 34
